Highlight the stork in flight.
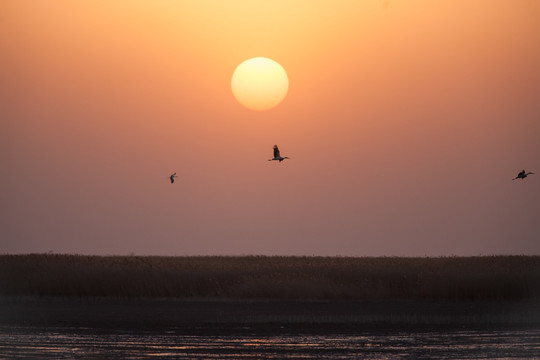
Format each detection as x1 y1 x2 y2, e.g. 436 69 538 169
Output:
170 172 178 183
268 145 290 162
513 170 534 180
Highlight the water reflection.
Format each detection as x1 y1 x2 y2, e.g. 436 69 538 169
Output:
0 327 539 359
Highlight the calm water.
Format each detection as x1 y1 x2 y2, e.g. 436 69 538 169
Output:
0 326 539 359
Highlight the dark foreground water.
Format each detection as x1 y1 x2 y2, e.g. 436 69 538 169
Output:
1 326 539 359
1 298 539 359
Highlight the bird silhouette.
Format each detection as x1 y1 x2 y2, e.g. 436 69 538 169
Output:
513 170 534 180
268 145 290 162
170 173 178 183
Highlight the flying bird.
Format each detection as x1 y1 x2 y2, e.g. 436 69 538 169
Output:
268 145 290 162
513 170 534 180
170 173 178 183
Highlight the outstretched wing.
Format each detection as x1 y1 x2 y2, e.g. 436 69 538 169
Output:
273 145 280 158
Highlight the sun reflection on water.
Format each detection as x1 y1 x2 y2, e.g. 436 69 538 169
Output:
0 326 539 359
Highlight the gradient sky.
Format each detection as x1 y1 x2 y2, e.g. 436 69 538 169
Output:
2 1 539 256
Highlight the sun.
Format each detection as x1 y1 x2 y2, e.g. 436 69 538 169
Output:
231 57 289 111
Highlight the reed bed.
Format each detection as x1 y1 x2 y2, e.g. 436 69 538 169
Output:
0 255 538 300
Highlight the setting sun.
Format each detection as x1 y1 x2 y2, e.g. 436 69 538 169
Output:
231 57 289 111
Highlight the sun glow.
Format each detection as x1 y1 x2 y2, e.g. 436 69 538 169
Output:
231 57 289 111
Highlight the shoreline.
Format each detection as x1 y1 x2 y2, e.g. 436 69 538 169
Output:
1 297 539 333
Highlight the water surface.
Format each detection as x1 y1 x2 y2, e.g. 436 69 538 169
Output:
1 326 539 359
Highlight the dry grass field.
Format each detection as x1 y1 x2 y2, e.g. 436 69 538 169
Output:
0 255 539 300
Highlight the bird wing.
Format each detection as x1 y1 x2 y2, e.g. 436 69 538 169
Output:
273 145 280 158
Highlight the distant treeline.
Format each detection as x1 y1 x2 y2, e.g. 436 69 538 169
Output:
0 255 539 300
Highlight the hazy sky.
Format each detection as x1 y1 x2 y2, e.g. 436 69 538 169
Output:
2 1 539 256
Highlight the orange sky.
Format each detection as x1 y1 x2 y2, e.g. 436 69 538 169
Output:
2 0 539 255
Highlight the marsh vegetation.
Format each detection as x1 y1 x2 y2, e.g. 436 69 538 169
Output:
1 255 539 300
